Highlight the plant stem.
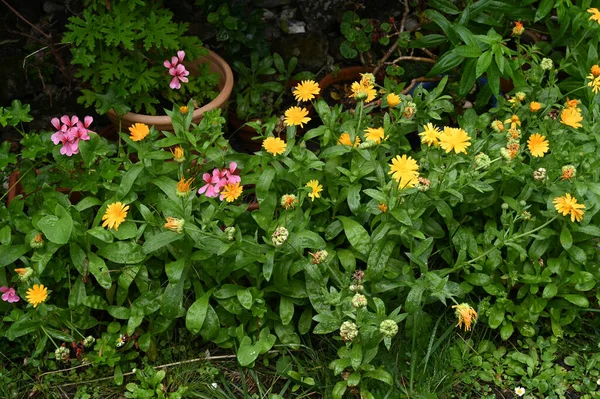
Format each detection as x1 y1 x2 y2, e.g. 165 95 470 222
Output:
355 101 364 139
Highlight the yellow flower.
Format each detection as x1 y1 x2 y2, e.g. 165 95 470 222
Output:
529 101 541 112
377 203 388 213
587 76 600 94
26 284 48 308
419 123 441 147
349 81 377 102
566 98 579 109
170 146 185 162
129 123 150 141
386 93 401 107
179 105 189 114
306 180 323 201
452 303 478 331
439 127 471 154
262 137 287 155
527 133 549 158
591 65 600 77
587 8 600 25
284 106 311 127
176 176 194 197
553 193 586 223
293 80 321 102
364 127 385 144
504 115 521 130
102 202 129 231
388 154 419 189
221 182 243 202
337 132 360 147
560 107 583 128
164 217 185 233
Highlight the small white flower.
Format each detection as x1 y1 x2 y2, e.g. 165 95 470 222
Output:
515 386 525 397
597 378 600 385
132 368 137 373
211 383 218 389
116 334 126 348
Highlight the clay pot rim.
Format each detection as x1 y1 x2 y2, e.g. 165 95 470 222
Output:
106 49 234 129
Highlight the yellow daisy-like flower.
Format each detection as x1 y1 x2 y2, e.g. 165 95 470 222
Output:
221 182 243 202
349 81 377 102
527 133 549 158
587 76 600 94
102 202 129 231
171 146 185 162
293 80 321 102
529 101 541 112
176 176 194 197
560 107 583 128
364 127 385 144
337 132 361 147
26 284 48 308
284 106 311 127
419 123 441 147
452 303 478 331
388 154 419 189
439 127 471 154
164 217 185 234
386 93 401 107
262 137 287 155
179 105 189 114
129 123 150 142
306 180 323 201
553 193 586 223
504 115 521 130
587 8 600 25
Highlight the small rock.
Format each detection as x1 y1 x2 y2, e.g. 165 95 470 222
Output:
263 9 275 20
286 20 306 34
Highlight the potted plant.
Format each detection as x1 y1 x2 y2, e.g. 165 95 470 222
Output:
62 0 233 131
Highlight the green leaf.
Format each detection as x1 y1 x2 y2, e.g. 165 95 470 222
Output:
87 252 112 289
338 216 371 256
347 184 361 214
476 50 493 77
534 0 554 21
142 231 184 254
79 133 109 167
459 59 477 97
453 45 482 58
97 242 145 264
238 336 259 366
562 294 589 307
487 305 504 329
280 296 294 326
428 49 464 77
351 343 362 370
0 244 29 268
332 381 347 399
264 249 275 281
465 273 492 286
237 289 253 310
117 164 143 200
560 226 572 250
363 369 393 385
542 284 558 298
500 321 514 340
186 293 210 334
37 204 73 245
366 240 395 281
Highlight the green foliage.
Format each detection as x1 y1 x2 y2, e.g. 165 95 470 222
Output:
62 0 218 115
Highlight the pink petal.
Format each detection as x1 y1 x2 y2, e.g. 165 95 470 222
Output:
51 117 61 130
83 116 93 128
0 286 8 293
70 115 79 125
60 115 71 125
202 172 212 184
164 59 173 68
227 175 241 185
51 131 64 145
170 78 180 90
179 76 189 84
171 56 178 66
198 184 209 195
229 162 237 173
177 50 185 62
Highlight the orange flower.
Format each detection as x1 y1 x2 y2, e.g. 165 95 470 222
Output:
453 303 478 331
378 203 388 213
512 21 524 36
529 102 541 112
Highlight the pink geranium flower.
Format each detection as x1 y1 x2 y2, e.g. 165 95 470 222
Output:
198 169 227 198
163 50 185 69
222 162 241 185
50 115 93 156
169 64 190 90
0 286 20 303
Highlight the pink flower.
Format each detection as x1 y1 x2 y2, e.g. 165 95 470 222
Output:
169 64 190 90
163 50 185 69
0 286 20 303
198 169 226 198
50 115 93 156
222 162 241 185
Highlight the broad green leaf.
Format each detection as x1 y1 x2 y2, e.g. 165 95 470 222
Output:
0 244 29 268
87 252 112 289
476 50 492 77
562 294 589 307
338 216 371 256
560 226 572 250
97 242 145 264
280 296 294 326
117 164 143 199
37 204 72 245
366 240 395 281
142 231 184 254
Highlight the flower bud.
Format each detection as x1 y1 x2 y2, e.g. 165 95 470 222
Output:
515 92 526 101
474 153 491 169
533 167 546 181
360 73 376 86
501 203 509 210
541 58 553 71
310 250 328 264
179 105 189 114
280 194 299 210
84 336 95 348
561 165 576 181
416 177 430 192
55 346 70 362
379 319 398 338
164 217 185 234
352 270 365 282
14 267 33 282
358 140 377 149
519 200 527 207
271 226 289 247
339 321 359 342
30 232 44 249
349 284 364 292
171 146 185 163
116 334 126 348
224 226 236 241
491 120 504 133
351 293 368 308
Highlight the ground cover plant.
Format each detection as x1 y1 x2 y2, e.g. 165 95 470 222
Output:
2 0 600 398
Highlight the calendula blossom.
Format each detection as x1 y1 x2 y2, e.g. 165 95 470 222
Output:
588 8 600 25
177 176 194 197
220 182 243 202
560 107 583 128
452 303 478 331
377 203 388 213
553 193 585 222
164 217 185 234
439 127 471 154
281 194 299 209
419 123 441 147
102 202 129 231
350 81 377 102
389 154 419 189
179 105 189 114
293 80 320 102
262 137 287 155
386 93 400 107
306 180 323 201
26 284 48 308
512 21 524 35
527 133 549 157
529 101 541 112
284 106 311 127
129 123 150 141
337 132 360 147
504 115 521 130
566 98 579 109
364 127 385 144
171 146 185 162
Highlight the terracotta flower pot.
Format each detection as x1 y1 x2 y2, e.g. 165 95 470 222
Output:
106 49 234 132
318 66 375 94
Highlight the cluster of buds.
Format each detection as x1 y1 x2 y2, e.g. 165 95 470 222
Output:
416 177 431 192
491 120 505 133
309 250 328 265
351 293 367 308
224 226 236 241
280 194 299 210
379 319 399 338
30 232 44 249
14 267 33 282
533 167 547 181
403 101 417 118
349 283 364 292
83 336 95 348
349 269 365 293
561 165 576 181
540 58 553 71
272 226 289 247
55 346 70 363
339 321 359 342
474 153 491 169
